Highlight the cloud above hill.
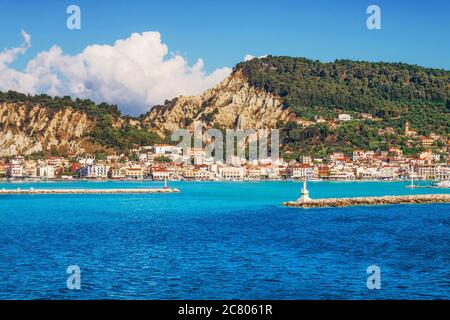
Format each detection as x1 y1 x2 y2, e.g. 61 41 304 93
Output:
0 31 231 115
244 54 268 61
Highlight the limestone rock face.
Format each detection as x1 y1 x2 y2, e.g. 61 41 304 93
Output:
0 102 96 156
0 70 298 156
142 70 295 137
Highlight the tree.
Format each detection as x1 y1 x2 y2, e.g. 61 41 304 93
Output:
154 156 172 163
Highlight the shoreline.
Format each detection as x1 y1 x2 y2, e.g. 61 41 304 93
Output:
0 188 180 195
283 194 450 208
0 178 443 183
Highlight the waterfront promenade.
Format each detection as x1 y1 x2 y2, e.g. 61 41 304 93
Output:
0 188 180 195
284 194 450 208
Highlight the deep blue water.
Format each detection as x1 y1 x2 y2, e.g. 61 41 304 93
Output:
0 180 449 299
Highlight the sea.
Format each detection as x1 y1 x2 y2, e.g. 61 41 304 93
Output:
0 180 448 299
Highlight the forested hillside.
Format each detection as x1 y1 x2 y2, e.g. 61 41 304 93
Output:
235 56 449 157
237 56 449 130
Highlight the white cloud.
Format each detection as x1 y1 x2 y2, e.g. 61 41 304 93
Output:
244 54 268 61
0 31 231 115
0 30 30 67
21 29 31 47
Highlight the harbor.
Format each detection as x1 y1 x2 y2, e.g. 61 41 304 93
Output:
283 180 450 208
0 188 180 195
1 180 449 299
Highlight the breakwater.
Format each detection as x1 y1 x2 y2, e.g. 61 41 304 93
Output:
283 194 450 208
0 188 180 195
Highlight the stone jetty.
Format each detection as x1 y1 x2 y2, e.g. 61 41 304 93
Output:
283 194 450 208
0 188 180 195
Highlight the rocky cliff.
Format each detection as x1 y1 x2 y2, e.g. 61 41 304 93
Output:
0 102 99 157
142 70 295 137
0 90 163 157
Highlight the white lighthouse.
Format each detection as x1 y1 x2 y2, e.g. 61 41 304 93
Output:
298 180 311 202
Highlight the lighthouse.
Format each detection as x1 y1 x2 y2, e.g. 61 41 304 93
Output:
298 180 311 202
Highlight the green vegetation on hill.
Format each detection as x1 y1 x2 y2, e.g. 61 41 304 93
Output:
90 113 161 152
0 91 121 117
237 56 449 157
280 120 417 159
237 56 449 127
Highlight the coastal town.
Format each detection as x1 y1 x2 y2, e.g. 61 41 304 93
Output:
1 135 449 182
1 118 449 183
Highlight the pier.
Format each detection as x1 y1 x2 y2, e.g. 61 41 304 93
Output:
0 188 180 195
283 194 450 208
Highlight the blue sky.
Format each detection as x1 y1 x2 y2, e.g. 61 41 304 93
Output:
1 0 449 71
0 0 448 114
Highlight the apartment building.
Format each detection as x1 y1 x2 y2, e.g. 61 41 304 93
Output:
219 167 245 180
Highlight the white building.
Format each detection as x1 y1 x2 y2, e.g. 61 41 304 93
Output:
125 166 146 180
78 155 95 166
106 155 120 162
38 165 55 179
152 168 171 180
226 155 246 167
110 167 127 179
417 165 450 180
23 161 38 178
300 156 312 165
153 144 175 154
6 164 23 179
194 169 212 180
79 165 109 179
138 153 149 162
12 156 25 164
289 165 314 180
191 148 206 165
247 168 262 180
357 166 399 180
338 114 353 121
219 167 245 180
352 150 375 162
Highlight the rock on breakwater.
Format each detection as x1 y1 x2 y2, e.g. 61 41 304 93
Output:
283 194 450 208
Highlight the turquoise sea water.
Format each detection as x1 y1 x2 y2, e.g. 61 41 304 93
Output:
0 180 449 299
